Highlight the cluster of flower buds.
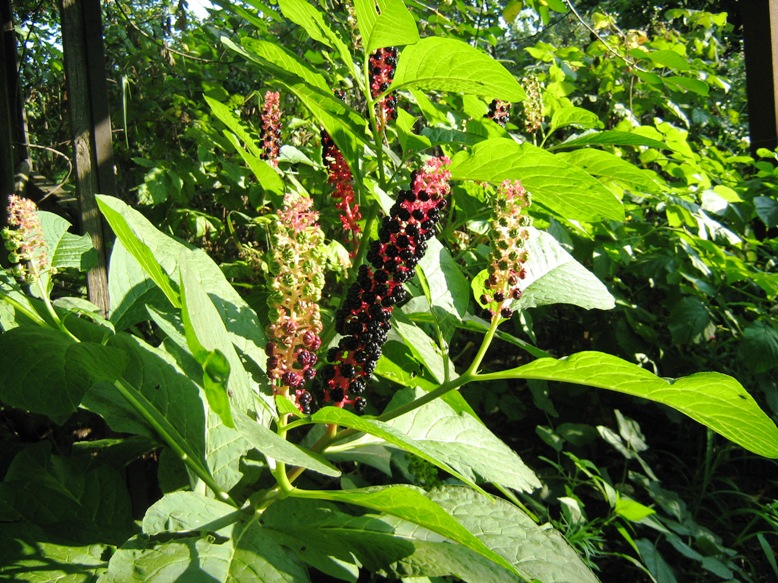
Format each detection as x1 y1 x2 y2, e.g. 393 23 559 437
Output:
314 157 452 413
481 180 533 320
321 130 361 257
259 91 282 166
265 194 326 413
369 47 398 130
2 195 48 283
486 99 511 126
522 74 544 133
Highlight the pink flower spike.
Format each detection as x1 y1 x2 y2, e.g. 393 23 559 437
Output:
260 91 282 167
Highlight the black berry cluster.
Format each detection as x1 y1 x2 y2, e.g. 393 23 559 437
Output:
313 157 452 413
259 91 282 166
369 47 398 129
486 99 511 126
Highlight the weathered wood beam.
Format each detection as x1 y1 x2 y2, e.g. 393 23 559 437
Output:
742 0 778 154
60 0 115 317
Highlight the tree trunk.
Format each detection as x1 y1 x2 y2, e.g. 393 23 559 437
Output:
60 0 116 317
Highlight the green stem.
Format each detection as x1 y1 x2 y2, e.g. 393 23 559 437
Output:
112 377 237 507
0 292 47 327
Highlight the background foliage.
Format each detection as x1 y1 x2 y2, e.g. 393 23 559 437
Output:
1 0 777 582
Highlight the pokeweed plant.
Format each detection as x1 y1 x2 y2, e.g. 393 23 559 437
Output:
1 1 778 581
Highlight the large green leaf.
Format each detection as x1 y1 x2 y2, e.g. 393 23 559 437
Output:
0 326 127 424
97 195 268 396
450 139 624 222
40 211 95 272
233 410 341 477
96 196 180 308
108 239 168 331
381 388 541 493
240 38 329 92
392 37 525 101
263 497 514 582
495 351 778 458
429 486 601 583
293 485 521 578
473 228 615 312
354 0 419 54
548 106 604 134
142 492 240 537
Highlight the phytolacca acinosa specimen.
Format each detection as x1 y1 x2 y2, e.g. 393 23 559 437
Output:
259 90 282 166
314 157 452 413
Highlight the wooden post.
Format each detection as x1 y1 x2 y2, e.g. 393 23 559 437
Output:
742 0 778 154
60 0 116 317
1 0 22 224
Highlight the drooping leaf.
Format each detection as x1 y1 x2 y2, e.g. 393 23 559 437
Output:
429 486 600 583
663 75 709 96
233 411 341 477
0 326 126 424
392 37 526 102
450 139 624 222
499 351 778 458
382 388 541 493
354 0 419 54
293 485 521 578
551 130 667 150
240 38 330 92
311 406 482 491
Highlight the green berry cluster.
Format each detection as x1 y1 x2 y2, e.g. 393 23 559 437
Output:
2 195 49 283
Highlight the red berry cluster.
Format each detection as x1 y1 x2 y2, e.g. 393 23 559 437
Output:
321 130 362 257
486 99 511 126
314 157 452 413
369 47 398 130
260 91 282 166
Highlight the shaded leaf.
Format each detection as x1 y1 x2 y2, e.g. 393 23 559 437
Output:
738 321 778 374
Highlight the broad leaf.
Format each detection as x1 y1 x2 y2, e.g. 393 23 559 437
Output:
263 497 514 582
738 321 778 374
143 492 239 537
293 485 521 577
382 388 541 493
557 149 664 194
0 442 134 543
312 406 482 491
0 326 126 424
473 228 615 312
668 297 716 345
392 37 525 101
41 211 95 272
429 486 601 583
97 195 268 398
450 139 624 222
234 410 341 477
498 351 778 458
551 130 667 150
240 38 329 92
277 0 354 76
354 0 419 54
